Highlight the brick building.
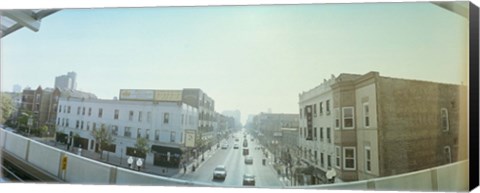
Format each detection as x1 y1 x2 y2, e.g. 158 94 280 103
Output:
299 71 467 183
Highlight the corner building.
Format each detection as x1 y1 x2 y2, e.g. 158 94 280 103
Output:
299 71 467 183
56 95 198 168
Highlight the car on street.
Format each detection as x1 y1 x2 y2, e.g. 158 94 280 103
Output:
221 143 229 149
243 148 249 156
213 165 227 180
243 173 255 186
244 156 253 164
234 144 239 149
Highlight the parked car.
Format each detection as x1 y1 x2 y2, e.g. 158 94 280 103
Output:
213 165 227 180
243 174 255 186
244 156 253 164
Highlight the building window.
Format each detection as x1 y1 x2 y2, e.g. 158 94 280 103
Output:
137 128 141 138
327 155 332 168
145 129 150 140
59 105 62 113
138 111 143 122
98 108 103 118
342 107 355 129
129 111 134 121
364 103 370 128
155 130 160 141
82 107 85 115
81 121 84 130
320 127 324 141
57 118 61 125
319 102 323 115
67 106 71 113
147 112 152 122
343 147 356 170
335 108 340 129
164 113 169 124
320 153 324 168
88 108 92 116
113 109 120 120
326 100 331 115
441 108 449 132
124 127 132 137
313 104 317 117
335 146 341 169
313 127 317 140
314 151 318 165
444 146 452 163
327 127 331 143
76 120 79 129
86 122 90 131
365 146 371 173
112 126 118 136
77 107 81 115
170 131 176 143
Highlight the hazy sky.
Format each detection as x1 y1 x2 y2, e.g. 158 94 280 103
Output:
1 2 469 124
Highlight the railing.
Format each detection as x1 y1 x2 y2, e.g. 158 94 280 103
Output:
0 128 469 191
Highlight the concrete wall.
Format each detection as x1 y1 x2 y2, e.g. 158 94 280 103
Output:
64 153 112 184
27 140 62 177
0 129 469 191
4 131 29 159
300 160 468 192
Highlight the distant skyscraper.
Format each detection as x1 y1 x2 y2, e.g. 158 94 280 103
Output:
12 84 22 93
55 71 77 90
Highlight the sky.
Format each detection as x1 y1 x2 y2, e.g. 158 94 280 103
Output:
0 1 469 124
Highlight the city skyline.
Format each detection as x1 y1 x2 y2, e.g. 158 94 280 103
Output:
1 2 468 124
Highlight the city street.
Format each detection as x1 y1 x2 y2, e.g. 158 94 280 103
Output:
175 133 285 187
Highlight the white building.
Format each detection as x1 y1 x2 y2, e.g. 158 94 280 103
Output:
56 97 198 168
298 75 337 184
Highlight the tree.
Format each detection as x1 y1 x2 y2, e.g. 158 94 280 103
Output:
0 93 16 124
134 137 149 158
17 111 32 133
91 125 115 159
37 125 49 137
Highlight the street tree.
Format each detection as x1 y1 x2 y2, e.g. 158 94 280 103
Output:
17 111 32 133
91 125 115 159
0 93 16 124
134 137 149 159
37 125 49 137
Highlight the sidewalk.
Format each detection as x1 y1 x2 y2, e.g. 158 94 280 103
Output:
261 147 292 186
35 137 220 178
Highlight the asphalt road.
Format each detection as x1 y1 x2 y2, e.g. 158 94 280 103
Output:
177 133 283 188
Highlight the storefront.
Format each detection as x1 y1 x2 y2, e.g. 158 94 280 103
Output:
151 145 183 168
